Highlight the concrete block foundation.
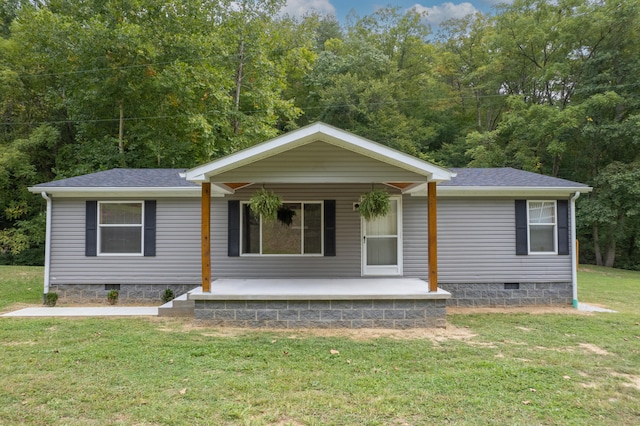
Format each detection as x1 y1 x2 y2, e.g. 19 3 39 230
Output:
439 282 572 307
194 298 447 329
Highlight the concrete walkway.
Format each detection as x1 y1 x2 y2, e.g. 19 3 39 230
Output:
1 306 158 317
577 303 617 313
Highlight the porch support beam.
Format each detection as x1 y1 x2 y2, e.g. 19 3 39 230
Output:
201 182 211 293
428 182 438 292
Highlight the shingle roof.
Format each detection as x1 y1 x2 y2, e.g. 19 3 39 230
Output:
32 168 198 188
442 168 589 188
30 166 589 190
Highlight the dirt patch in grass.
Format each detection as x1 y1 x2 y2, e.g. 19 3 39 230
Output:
152 317 477 342
610 371 640 390
578 343 612 356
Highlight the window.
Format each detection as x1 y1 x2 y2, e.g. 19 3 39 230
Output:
98 202 143 255
241 202 323 255
527 200 556 253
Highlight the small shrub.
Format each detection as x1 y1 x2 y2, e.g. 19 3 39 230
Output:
43 292 58 307
107 289 119 305
162 288 175 303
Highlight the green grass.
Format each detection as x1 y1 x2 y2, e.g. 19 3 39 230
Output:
0 266 43 310
578 265 640 314
0 265 638 425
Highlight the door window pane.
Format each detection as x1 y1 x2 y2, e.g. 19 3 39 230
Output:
367 237 398 265
365 200 398 235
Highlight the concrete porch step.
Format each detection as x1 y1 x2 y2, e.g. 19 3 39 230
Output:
158 293 195 317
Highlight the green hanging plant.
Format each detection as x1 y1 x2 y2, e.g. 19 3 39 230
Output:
249 188 282 220
358 188 390 221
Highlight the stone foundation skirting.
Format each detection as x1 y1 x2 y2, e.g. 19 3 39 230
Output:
194 299 447 328
439 282 572 307
48 283 199 303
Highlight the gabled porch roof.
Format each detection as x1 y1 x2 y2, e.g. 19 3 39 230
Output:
185 122 455 191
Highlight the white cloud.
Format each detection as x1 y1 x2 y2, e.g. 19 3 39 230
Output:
281 0 336 18
411 2 479 27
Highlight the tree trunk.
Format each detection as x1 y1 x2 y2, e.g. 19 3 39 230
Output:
604 237 616 268
593 223 603 266
475 90 482 131
118 99 126 166
233 40 245 135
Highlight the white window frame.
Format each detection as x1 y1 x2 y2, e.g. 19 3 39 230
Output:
240 200 324 256
97 201 144 256
527 200 557 254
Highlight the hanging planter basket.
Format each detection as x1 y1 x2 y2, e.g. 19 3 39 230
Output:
277 205 296 226
358 188 390 221
249 188 282 220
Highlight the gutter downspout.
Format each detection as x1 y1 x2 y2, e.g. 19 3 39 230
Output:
570 191 581 308
41 192 52 298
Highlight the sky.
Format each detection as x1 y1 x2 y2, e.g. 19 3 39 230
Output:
281 0 508 28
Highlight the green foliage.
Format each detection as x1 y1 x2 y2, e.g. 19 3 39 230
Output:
0 0 639 269
358 188 390 221
161 288 174 304
249 189 282 220
43 292 58 307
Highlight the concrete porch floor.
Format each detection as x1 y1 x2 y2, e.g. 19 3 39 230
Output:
189 278 451 301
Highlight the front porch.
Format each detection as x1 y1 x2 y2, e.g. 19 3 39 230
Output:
188 278 450 328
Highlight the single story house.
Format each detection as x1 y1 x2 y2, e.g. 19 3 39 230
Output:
28 122 591 328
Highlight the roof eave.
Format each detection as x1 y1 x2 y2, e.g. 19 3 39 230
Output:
27 186 224 198
185 122 455 183
413 186 593 197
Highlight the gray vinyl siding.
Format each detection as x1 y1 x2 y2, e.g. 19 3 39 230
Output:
213 142 426 183
437 198 572 283
402 196 429 278
49 198 201 285
211 184 406 278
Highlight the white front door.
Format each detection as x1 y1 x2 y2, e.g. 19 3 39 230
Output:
362 197 402 276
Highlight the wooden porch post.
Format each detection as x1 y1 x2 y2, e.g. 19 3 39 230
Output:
428 182 438 292
201 182 211 293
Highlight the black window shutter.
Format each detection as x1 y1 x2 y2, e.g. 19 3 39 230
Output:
85 201 97 256
515 200 528 255
144 200 156 256
557 200 569 255
228 200 240 257
324 200 336 256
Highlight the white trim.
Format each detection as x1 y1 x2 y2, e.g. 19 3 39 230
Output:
420 186 593 197
40 192 52 296
97 201 144 256
527 200 558 255
240 200 324 256
361 196 403 276
27 186 226 198
185 122 454 183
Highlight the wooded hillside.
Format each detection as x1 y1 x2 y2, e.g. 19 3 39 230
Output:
1 0 639 269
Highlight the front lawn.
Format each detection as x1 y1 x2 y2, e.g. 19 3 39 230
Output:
0 266 638 425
